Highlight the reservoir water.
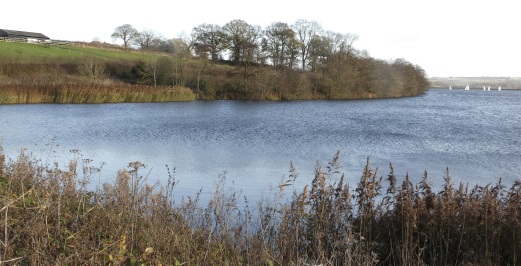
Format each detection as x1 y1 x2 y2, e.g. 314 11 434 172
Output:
1 89 520 202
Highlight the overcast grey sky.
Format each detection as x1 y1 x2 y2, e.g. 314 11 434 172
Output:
2 0 519 77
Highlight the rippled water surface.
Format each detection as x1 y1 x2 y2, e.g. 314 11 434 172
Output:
1 89 520 201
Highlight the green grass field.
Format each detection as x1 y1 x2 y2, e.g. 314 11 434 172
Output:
0 41 159 63
0 42 199 103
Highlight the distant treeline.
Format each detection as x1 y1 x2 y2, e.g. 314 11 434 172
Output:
110 20 430 99
0 19 429 102
430 76 521 90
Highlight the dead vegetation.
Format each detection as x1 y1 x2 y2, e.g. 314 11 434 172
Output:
1 148 520 265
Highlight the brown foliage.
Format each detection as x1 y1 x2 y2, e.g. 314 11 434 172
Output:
2 148 516 265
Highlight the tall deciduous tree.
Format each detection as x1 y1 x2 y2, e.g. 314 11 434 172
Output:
223 20 261 64
151 37 173 53
307 32 359 72
111 24 138 48
192 24 228 61
329 32 358 59
293 19 322 70
263 22 298 68
133 29 160 50
169 38 191 58
308 35 331 73
140 56 169 87
168 38 191 86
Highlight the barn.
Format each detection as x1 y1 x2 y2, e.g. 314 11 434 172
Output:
0 29 50 43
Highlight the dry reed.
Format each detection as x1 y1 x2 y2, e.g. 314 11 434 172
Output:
1 148 520 265
0 84 195 104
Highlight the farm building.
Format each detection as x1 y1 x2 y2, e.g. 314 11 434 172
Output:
0 29 50 43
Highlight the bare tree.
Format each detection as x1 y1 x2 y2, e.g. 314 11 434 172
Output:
223 19 261 64
80 59 106 85
329 31 359 59
169 38 191 58
263 22 297 68
111 24 138 48
293 19 322 70
133 29 160 50
192 24 228 61
168 38 191 86
308 35 331 73
141 57 165 87
151 37 173 53
306 31 358 72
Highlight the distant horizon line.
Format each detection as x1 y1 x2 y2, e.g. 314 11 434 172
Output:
429 76 521 79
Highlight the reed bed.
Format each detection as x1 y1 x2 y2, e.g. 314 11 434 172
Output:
0 84 196 104
1 148 520 265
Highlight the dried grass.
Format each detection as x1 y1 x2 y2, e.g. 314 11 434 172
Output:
1 148 519 265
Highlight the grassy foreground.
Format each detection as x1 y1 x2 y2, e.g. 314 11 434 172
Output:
1 148 520 265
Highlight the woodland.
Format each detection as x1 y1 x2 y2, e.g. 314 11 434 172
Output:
0 19 429 103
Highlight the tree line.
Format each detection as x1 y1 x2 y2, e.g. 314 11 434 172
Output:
109 19 429 100
0 20 428 101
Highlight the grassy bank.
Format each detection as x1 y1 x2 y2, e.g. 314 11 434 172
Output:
1 42 429 102
0 42 196 103
1 148 520 265
0 41 151 62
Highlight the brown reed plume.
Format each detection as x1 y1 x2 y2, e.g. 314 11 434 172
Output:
1 148 520 265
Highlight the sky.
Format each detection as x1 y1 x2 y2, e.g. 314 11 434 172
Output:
2 0 519 77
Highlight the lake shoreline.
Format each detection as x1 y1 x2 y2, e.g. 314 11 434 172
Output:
0 83 427 104
1 145 520 265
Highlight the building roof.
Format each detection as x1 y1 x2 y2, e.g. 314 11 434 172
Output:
0 29 50 39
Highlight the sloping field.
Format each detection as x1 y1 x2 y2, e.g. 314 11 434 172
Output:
0 41 159 63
